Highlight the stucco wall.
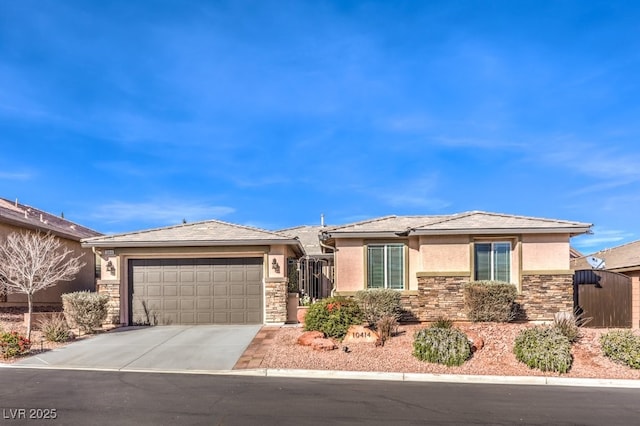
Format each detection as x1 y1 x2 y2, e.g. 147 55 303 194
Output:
419 235 470 273
624 271 640 329
334 238 364 292
0 222 96 305
521 234 570 271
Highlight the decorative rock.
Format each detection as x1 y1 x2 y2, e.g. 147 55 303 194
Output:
311 338 337 351
467 332 484 352
297 331 325 346
342 325 380 344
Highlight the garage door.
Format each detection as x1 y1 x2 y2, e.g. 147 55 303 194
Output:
129 258 263 325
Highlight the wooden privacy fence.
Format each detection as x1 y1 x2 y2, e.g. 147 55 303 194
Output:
573 269 632 328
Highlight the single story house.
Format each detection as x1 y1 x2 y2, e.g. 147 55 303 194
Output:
81 220 304 325
321 211 592 322
82 210 592 326
0 197 101 305
571 241 640 328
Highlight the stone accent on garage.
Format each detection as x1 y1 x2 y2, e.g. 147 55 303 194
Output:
517 273 574 321
97 279 121 325
265 277 288 323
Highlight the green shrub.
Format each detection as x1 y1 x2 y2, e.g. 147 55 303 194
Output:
513 326 572 373
431 317 453 329
463 281 517 322
38 313 71 343
304 296 363 339
0 330 31 358
355 288 402 326
600 330 640 369
552 310 591 343
413 326 471 366
62 291 109 334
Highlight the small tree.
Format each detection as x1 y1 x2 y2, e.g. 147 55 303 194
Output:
0 231 85 340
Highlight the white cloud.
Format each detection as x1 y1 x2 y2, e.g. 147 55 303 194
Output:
372 175 451 209
0 171 32 180
91 200 235 225
571 228 635 251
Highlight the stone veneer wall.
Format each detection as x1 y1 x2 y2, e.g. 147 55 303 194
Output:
411 273 574 322
415 275 470 321
96 280 121 325
265 278 288 323
518 274 573 321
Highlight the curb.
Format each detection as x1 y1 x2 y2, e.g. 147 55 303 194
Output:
5 364 640 388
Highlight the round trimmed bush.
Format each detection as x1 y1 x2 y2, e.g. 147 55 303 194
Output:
303 297 363 339
600 330 640 369
413 326 471 366
514 326 572 373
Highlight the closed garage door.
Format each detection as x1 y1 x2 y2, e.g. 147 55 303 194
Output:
129 258 263 325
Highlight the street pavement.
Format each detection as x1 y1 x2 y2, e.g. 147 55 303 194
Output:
0 369 638 425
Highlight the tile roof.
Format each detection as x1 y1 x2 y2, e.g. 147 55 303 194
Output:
0 197 101 241
325 211 592 236
571 239 640 271
82 219 303 249
277 225 330 256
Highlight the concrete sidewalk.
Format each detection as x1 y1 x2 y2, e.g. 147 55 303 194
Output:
14 325 261 371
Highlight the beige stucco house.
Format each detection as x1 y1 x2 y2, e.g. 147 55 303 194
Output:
0 198 101 305
321 211 592 322
571 241 640 329
82 220 304 326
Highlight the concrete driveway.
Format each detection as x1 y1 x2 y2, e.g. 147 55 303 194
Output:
14 325 262 372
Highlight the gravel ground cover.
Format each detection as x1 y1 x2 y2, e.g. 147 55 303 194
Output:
261 323 640 379
0 308 93 363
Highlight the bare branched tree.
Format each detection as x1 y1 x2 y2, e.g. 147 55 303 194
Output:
0 231 85 340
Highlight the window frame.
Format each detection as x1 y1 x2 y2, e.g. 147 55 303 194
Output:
365 242 407 290
473 240 513 283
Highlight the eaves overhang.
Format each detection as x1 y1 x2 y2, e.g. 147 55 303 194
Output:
325 227 592 239
0 215 88 241
411 227 593 236
82 238 305 254
322 232 410 239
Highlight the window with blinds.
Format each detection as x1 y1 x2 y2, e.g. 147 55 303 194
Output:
474 242 511 282
367 244 405 289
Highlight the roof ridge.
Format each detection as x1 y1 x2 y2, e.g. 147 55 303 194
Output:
588 238 640 256
412 211 470 228
0 197 101 236
86 218 288 241
327 215 398 231
473 210 590 225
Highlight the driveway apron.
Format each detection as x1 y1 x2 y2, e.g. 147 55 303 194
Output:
14 325 262 372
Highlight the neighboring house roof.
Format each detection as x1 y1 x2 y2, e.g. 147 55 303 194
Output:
571 239 640 272
278 225 332 257
570 247 583 259
82 219 304 254
324 211 592 238
0 197 101 241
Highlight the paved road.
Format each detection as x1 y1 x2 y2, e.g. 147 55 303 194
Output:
0 369 638 425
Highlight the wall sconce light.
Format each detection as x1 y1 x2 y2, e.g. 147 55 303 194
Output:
106 260 116 275
271 258 280 274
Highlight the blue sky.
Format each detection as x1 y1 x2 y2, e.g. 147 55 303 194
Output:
1 1 639 253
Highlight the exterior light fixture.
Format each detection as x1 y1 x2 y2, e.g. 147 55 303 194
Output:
271 258 280 274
